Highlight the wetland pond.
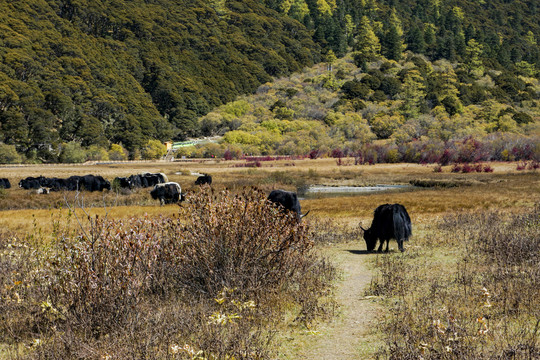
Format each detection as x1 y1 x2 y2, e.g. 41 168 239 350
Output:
300 184 415 199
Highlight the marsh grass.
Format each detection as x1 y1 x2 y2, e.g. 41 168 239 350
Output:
370 206 540 359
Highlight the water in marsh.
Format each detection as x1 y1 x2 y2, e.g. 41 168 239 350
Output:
300 184 414 199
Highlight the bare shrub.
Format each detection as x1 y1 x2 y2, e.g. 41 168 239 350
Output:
0 187 336 359
174 188 317 296
0 233 43 343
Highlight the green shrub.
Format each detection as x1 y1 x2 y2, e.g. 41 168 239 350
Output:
0 143 22 164
59 141 86 163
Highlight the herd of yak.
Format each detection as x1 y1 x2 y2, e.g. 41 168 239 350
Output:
1 172 199 205
0 173 412 252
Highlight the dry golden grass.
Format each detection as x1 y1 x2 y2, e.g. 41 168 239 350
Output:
0 160 538 236
0 160 538 359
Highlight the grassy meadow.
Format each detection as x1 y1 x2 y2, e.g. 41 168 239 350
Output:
0 159 536 234
0 158 538 359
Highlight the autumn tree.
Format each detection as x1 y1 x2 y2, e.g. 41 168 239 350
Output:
141 140 167 160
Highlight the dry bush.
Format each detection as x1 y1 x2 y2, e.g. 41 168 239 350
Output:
308 218 363 245
0 233 43 343
0 187 336 359
373 205 539 359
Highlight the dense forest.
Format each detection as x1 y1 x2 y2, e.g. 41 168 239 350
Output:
0 0 319 162
0 0 538 162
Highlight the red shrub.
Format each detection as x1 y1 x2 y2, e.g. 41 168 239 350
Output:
461 164 474 173
309 149 320 159
527 161 539 170
223 149 234 161
331 148 344 158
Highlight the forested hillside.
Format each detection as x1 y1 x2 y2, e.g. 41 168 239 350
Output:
0 0 538 163
0 0 318 161
186 53 539 163
266 0 539 67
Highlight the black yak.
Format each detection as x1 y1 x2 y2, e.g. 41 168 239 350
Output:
0 178 11 189
267 189 309 220
195 174 212 185
361 203 412 252
150 182 186 205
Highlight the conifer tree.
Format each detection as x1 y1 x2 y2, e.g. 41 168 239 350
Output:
353 16 381 63
407 24 426 54
382 9 405 60
464 39 484 78
398 69 426 118
325 50 337 71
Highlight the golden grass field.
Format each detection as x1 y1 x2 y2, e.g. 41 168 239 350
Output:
0 159 538 359
0 158 538 236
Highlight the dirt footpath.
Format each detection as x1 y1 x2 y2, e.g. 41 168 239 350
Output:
296 243 383 359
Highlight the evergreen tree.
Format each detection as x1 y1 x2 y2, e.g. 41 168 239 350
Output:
464 39 484 78
353 16 381 63
382 9 405 61
407 24 426 54
325 50 337 71
455 28 466 58
344 14 355 44
398 69 426 118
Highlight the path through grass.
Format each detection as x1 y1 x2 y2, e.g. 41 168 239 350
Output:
279 242 384 359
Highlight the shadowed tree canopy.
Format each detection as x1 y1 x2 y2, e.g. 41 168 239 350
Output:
0 0 319 159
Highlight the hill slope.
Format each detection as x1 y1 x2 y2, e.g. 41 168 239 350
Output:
0 0 318 160
191 53 539 161
0 0 539 162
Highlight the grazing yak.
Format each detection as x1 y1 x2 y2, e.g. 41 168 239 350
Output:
361 203 412 252
267 189 310 220
114 173 168 189
195 174 212 185
19 176 46 189
112 176 132 190
0 178 11 189
150 182 186 205
19 175 110 192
